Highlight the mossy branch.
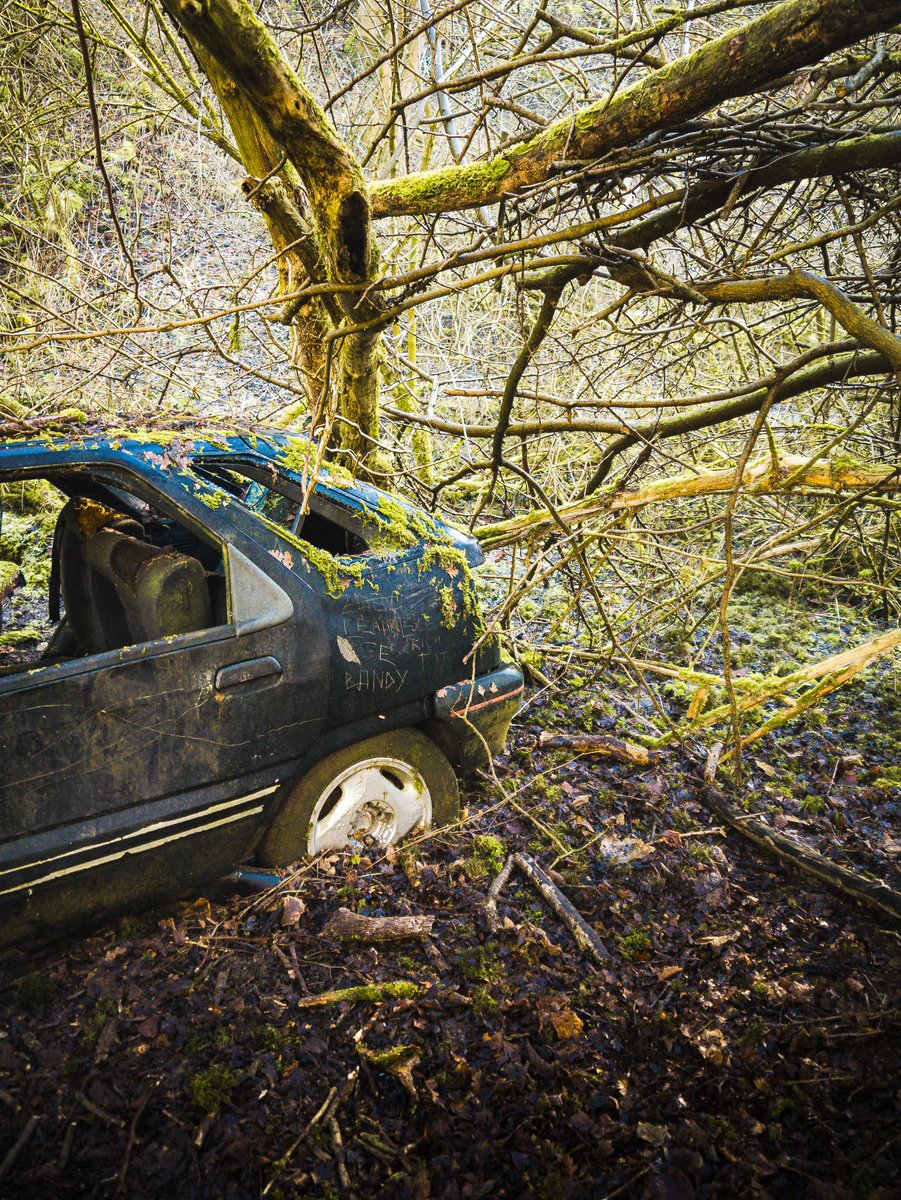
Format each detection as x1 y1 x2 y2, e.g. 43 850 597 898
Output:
654 625 901 748
477 448 901 548
297 981 425 1008
370 0 901 217
692 272 901 372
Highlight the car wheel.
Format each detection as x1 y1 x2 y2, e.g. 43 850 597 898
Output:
256 728 460 866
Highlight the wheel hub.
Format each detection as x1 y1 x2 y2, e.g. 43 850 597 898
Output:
350 800 394 843
308 755 433 853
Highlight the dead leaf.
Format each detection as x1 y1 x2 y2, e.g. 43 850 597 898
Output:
136 1014 159 1039
281 895 307 927
687 685 710 721
753 757 777 778
548 1009 584 1040
336 636 361 665
597 836 654 865
696 932 736 949
637 1121 669 1147
694 1026 730 1066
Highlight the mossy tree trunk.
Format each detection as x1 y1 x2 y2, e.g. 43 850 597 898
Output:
196 54 334 414
160 0 383 470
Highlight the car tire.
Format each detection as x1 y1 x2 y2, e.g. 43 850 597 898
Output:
256 727 460 866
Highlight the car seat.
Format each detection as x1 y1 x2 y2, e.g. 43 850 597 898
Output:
57 498 212 655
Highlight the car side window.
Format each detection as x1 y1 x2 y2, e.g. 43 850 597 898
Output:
191 458 372 556
0 472 230 682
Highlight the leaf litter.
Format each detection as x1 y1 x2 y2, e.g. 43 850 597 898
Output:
0 681 899 1199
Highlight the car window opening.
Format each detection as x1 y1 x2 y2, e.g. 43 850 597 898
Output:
0 477 226 680
191 459 370 556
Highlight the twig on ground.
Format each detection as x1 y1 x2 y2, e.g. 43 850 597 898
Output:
57 1120 76 1171
515 853 610 963
538 731 656 765
483 853 610 963
116 1095 149 1197
262 1086 338 1196
321 907 434 942
0 1113 41 1182
485 854 517 932
288 942 309 994
75 1092 124 1128
356 1043 422 1095
193 1113 214 1149
327 1115 351 1189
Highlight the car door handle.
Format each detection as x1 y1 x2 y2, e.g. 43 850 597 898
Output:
216 657 283 690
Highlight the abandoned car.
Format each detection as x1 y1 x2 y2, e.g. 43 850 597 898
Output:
0 431 523 946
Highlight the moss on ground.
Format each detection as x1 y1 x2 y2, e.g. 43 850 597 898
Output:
187 1063 241 1114
465 834 506 880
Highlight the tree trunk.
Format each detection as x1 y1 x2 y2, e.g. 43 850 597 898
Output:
160 0 384 472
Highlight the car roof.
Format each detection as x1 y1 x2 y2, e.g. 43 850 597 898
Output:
0 428 393 507
0 428 483 562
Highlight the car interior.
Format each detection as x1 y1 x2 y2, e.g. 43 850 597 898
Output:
0 456 400 681
0 474 227 680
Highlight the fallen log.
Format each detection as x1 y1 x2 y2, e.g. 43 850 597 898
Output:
538 731 656 766
321 907 434 942
698 781 901 923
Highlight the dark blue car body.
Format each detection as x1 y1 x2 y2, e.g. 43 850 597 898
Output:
0 430 522 947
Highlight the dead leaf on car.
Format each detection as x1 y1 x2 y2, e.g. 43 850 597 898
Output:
337 636 361 665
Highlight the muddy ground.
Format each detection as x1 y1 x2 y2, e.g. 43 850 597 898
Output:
1 667 899 1200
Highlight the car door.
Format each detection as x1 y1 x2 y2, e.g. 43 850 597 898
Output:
0 456 329 944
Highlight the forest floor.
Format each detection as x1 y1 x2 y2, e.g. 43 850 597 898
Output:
1 643 900 1200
